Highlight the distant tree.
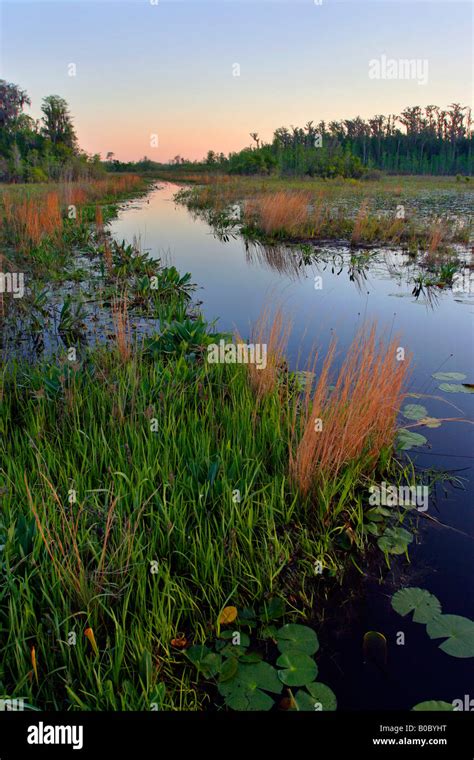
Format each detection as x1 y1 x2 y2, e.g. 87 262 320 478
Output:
0 80 30 129
106 151 115 162
41 95 77 150
250 132 260 149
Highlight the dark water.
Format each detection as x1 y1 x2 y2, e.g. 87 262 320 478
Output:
111 182 474 710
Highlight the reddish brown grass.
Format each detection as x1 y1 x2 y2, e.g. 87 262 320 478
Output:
0 175 143 252
428 222 445 254
95 205 104 236
236 305 292 400
351 199 370 243
245 191 312 236
289 325 410 496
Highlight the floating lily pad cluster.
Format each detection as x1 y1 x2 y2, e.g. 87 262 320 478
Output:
185 601 337 711
397 371 473 450
433 371 474 394
391 587 474 658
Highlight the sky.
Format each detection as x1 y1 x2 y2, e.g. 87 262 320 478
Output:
0 0 472 161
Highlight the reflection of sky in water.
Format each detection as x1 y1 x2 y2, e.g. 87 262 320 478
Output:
111 182 474 708
111 183 473 379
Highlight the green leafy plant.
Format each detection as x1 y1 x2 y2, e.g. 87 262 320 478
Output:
392 588 474 658
185 602 336 712
144 317 230 360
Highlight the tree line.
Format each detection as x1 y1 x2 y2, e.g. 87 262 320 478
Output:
0 80 103 182
226 104 473 176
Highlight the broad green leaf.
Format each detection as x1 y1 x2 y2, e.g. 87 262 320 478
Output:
432 372 466 381
377 526 413 555
276 652 318 686
412 701 454 711
219 682 274 711
426 615 474 658
219 656 239 683
259 597 286 622
218 643 249 658
235 661 282 694
402 404 428 420
186 645 212 665
391 587 442 623
439 383 474 394
276 624 319 655
396 429 428 451
185 646 222 678
239 652 263 664
218 660 282 711
219 631 250 647
292 682 337 711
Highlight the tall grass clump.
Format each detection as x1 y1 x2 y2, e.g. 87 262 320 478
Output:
289 325 410 497
236 305 291 400
245 190 312 237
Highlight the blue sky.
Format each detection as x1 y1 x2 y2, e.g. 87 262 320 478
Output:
1 0 472 160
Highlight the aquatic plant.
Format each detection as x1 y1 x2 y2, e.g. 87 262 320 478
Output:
289 325 410 496
392 587 474 658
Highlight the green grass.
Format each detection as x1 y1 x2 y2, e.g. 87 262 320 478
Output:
0 177 421 712
172 173 472 250
0 334 417 710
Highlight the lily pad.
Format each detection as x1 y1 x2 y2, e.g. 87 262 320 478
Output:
218 660 282 711
402 404 428 420
396 429 428 451
377 526 413 555
391 587 442 623
259 597 286 622
219 631 250 647
276 624 319 656
439 383 474 394
412 701 454 711
219 656 239 683
293 682 337 711
276 652 318 686
426 615 474 658
218 680 275 711
432 372 466 381
186 646 222 678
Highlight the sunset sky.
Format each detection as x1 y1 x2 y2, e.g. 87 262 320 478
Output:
1 0 472 162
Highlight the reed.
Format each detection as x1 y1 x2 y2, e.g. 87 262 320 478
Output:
236 305 291 400
289 325 410 497
245 190 312 236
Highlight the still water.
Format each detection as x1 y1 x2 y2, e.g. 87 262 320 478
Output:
111 182 474 709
